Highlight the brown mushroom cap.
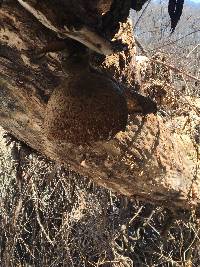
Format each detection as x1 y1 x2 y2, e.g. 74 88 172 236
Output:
44 71 128 144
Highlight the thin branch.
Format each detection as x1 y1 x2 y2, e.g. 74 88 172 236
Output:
186 44 200 58
133 0 152 30
148 30 200 52
30 177 54 246
128 206 144 226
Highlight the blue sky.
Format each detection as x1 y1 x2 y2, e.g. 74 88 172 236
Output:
189 0 200 3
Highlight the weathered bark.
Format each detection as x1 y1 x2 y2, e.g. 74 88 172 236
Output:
0 1 199 213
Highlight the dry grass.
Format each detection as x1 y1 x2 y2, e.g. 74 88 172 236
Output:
0 126 200 267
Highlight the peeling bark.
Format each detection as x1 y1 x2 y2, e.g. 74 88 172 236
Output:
0 1 199 214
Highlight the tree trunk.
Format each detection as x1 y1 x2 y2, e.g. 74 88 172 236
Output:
0 1 199 214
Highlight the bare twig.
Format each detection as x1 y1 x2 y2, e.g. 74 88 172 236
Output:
148 30 200 51
128 206 144 226
186 44 200 58
30 177 54 246
133 0 152 30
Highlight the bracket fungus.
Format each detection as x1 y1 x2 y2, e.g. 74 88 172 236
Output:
44 55 128 145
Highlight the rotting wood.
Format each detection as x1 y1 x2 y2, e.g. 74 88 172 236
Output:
0 1 199 214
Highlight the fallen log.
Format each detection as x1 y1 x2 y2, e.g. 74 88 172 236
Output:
0 1 199 214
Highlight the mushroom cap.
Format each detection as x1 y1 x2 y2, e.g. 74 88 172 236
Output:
44 71 128 144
